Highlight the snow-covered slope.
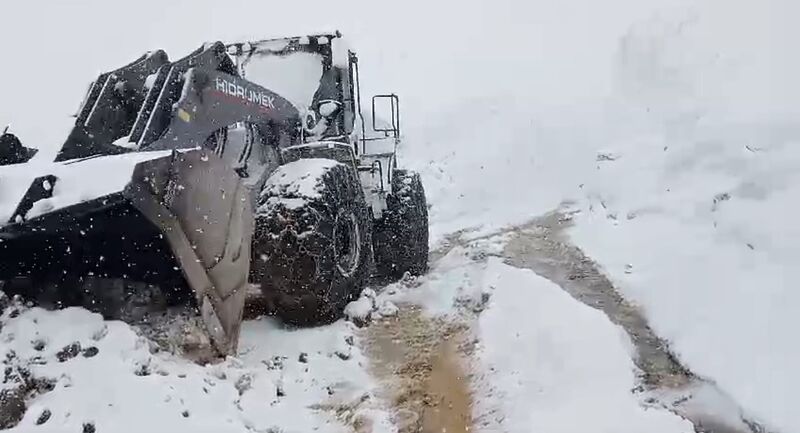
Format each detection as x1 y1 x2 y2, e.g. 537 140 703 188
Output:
564 12 800 433
569 93 800 433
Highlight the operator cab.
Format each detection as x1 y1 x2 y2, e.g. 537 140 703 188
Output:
226 32 403 218
227 33 353 143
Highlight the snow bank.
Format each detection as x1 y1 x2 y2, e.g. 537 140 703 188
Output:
472 258 692 433
0 304 392 433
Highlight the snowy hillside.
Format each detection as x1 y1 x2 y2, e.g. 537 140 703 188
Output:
570 13 800 432
1 0 798 432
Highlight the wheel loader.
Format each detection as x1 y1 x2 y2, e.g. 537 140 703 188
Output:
0 32 429 357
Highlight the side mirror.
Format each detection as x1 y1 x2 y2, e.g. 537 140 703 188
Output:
371 94 400 138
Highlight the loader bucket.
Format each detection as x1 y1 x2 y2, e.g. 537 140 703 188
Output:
0 149 253 356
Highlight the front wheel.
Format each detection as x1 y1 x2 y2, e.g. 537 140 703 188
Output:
252 159 374 325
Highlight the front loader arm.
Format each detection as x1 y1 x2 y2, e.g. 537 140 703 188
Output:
146 68 301 152
54 42 301 163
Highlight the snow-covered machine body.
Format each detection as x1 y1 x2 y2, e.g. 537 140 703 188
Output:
0 32 429 357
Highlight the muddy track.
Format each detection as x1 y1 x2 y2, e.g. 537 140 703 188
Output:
361 306 473 433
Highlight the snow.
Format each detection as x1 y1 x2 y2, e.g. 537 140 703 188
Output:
394 4 797 429
111 135 140 149
0 151 173 223
557 9 800 431
472 258 692 433
143 73 158 90
319 101 339 117
257 158 341 214
374 301 398 318
242 50 324 111
344 294 374 325
331 37 351 68
258 158 339 205
569 123 800 432
1 305 393 433
253 39 291 52
376 247 692 433
651 382 753 433
1 0 798 431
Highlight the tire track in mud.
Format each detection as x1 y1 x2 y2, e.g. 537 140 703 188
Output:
360 306 473 433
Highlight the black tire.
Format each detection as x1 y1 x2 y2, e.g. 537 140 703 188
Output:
252 160 374 325
373 169 429 280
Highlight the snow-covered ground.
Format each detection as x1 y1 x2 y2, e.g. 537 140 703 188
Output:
374 243 693 433
473 259 691 433
402 5 800 432
1 0 798 432
564 14 800 433
1 301 394 433
0 242 695 433
570 114 800 432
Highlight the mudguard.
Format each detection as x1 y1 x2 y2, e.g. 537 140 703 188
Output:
0 149 252 355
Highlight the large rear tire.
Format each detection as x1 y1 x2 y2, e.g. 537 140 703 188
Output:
373 169 429 280
252 159 374 325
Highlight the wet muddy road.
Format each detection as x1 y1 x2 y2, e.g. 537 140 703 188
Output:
362 307 473 433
